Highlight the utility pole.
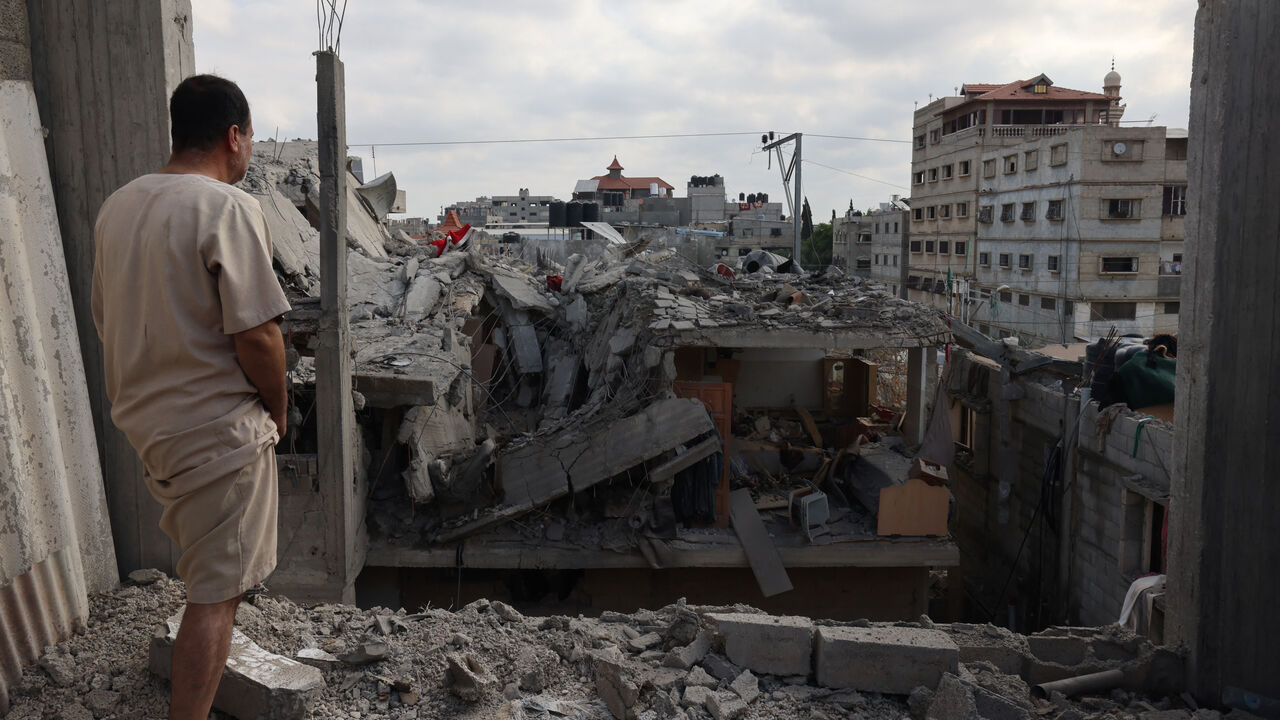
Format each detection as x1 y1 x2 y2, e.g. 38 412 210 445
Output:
315 49 360 603
762 132 803 260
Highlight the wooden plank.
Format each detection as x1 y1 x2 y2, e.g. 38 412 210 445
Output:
794 405 824 447
728 488 793 597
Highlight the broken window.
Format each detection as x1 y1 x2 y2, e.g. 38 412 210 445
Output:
1100 256 1139 274
1162 185 1187 216
1105 199 1138 219
978 205 994 223
1003 155 1018 174
983 159 996 178
1024 149 1039 171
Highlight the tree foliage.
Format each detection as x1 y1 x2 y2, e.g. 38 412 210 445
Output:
801 197 813 241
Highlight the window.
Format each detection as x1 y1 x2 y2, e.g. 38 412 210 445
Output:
1100 256 1139 274
940 204 952 219
956 202 968 218
1003 155 1018 174
1000 203 1016 222
1020 202 1036 221
979 324 991 335
955 241 967 255
999 290 1012 302
1041 297 1057 310
907 275 920 288
1047 255 1060 272
915 134 926 149
930 129 941 144
893 222 899 233
978 205 994 223
1064 299 1074 316
1046 199 1064 220
999 253 1011 268
921 278 934 292
914 171 925 185
959 160 971 177
939 241 950 254
1105 199 1139 219
741 228 753 237
1164 302 1180 314
893 256 898 266
927 206 936 220
1019 253 1032 270
1165 138 1188 161
925 240 936 253
979 251 991 266
770 227 783 237
1033 82 1048 94
1024 150 1039 171
1163 185 1188 216
857 232 871 243
1050 143 1068 166
983 159 996 178
856 257 871 270
943 164 954 179
913 208 923 221
910 240 922 253
929 168 939 182
1095 301 1137 320
874 223 880 233
1018 294 1030 306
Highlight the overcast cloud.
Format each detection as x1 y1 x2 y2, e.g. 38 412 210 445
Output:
192 1 1193 221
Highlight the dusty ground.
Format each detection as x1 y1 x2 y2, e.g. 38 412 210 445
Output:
3 573 1252 720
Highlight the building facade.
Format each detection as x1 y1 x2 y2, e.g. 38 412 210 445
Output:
906 70 1184 343
441 188 559 228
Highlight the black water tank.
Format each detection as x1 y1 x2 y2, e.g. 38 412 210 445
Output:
761 193 769 203
549 201 567 227
747 193 757 204
739 192 745 201
567 201 584 227
582 202 600 223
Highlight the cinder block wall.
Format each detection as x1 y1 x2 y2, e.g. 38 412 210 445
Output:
947 349 1171 630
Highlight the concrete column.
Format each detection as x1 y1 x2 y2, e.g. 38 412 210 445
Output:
904 346 933 445
1168 0 1280 704
25 0 194 577
311 50 362 604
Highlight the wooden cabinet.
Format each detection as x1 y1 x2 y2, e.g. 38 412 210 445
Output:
673 381 732 527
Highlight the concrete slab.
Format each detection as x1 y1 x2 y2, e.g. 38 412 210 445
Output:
815 625 958 695
150 611 324 720
706 613 813 677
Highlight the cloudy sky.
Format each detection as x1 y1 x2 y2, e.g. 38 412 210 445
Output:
192 1 1194 222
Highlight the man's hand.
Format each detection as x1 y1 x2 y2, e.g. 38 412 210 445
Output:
233 318 288 441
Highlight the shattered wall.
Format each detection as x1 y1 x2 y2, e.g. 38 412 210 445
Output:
0 3 119 711
946 349 1172 631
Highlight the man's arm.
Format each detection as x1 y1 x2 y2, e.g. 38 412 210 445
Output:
234 317 288 438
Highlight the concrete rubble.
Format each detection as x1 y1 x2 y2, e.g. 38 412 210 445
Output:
3 577 1227 720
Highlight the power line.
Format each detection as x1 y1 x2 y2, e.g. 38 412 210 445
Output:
349 131 767 148
801 160 910 190
807 133 912 144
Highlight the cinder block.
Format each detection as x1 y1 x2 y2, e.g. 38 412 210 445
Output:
1027 634 1087 666
706 613 813 677
150 611 324 719
815 626 958 695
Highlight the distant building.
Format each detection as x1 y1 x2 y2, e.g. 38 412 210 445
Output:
906 69 1181 343
440 188 560 227
831 199 908 288
572 157 674 208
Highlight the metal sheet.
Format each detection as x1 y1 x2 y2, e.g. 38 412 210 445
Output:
579 220 627 245
0 547 87 714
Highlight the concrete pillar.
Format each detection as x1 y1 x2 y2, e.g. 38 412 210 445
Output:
25 0 195 577
310 50 362 604
1168 0 1280 704
904 346 933 445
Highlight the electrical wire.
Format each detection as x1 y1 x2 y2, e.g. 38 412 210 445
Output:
350 131 767 148
801 160 911 190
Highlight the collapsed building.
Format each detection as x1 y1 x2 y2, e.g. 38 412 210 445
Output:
240 142 958 620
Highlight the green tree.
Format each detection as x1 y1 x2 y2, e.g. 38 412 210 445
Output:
801 197 813 241
803 221 833 268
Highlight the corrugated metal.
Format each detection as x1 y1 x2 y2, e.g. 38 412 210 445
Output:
0 548 86 714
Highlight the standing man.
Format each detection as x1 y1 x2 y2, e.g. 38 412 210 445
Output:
92 74 290 720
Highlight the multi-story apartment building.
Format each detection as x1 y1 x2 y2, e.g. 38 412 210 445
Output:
441 188 559 227
967 125 1185 342
906 70 1184 343
832 198 908 289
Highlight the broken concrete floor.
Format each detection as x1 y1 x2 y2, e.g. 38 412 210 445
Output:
4 573 1242 720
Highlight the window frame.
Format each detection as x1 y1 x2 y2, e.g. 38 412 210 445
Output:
1105 198 1140 220
1018 253 1032 271
959 160 972 177
1050 143 1068 166
1020 202 1036 222
1099 256 1140 274
1046 199 1065 221
979 251 991 267
998 253 1011 269
1047 254 1061 273
1000 203 1016 222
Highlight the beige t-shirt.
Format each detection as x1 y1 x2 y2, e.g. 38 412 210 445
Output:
92 173 291 482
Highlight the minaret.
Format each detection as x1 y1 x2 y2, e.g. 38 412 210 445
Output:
1103 59 1125 125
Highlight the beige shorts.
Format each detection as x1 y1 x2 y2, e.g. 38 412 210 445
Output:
149 446 278 604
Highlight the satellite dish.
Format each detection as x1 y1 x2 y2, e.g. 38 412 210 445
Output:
1112 141 1127 156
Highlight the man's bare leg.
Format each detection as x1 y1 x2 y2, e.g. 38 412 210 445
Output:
169 594 242 720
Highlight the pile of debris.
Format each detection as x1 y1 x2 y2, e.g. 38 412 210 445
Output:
6 573 1240 720
241 141 956 586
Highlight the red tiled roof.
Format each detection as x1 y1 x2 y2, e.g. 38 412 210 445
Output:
606 156 623 171
962 75 1109 103
434 210 464 234
591 175 675 191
